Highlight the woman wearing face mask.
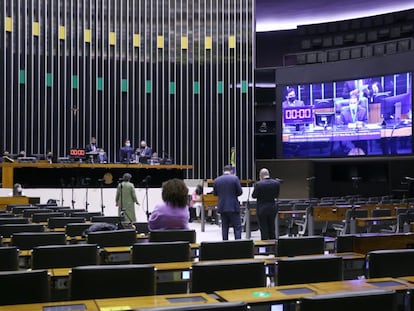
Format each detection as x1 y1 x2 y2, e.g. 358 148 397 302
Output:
10 183 24 196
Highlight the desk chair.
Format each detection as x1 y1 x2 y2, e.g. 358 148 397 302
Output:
131 241 191 294
70 264 155 299
32 212 65 223
0 246 19 271
198 240 254 261
332 209 368 236
276 236 325 257
0 223 45 238
59 208 86 216
65 222 93 238
48 217 86 229
0 217 29 225
134 302 248 311
0 269 50 305
86 228 136 247
71 211 103 220
131 241 191 264
134 222 150 234
91 215 124 224
11 232 67 250
11 206 38 215
31 244 99 269
191 260 266 293
149 229 196 243
6 204 31 212
365 249 414 278
277 255 343 286
23 209 54 218
368 208 393 233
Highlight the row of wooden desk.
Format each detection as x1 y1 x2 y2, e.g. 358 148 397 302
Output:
2 276 414 311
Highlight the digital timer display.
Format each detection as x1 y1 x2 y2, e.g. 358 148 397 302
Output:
283 107 313 124
69 148 86 158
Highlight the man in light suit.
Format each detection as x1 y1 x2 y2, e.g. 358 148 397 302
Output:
213 165 243 240
252 168 280 240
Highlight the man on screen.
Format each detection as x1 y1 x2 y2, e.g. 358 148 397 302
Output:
282 87 304 108
339 97 367 125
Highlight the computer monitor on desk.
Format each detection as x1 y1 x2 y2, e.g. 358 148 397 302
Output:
315 112 335 129
380 93 411 121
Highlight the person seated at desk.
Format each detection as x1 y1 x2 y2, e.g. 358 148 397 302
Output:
282 87 304 108
97 148 108 163
150 152 160 164
148 179 190 230
9 183 24 197
119 139 134 163
85 136 98 153
139 140 152 158
337 97 368 155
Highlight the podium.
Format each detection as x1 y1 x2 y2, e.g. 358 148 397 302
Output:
201 194 218 232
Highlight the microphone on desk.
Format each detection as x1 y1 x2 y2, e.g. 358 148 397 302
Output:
351 176 362 181
405 176 414 181
306 176 316 181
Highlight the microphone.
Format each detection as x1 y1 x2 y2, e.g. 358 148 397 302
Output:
306 176 316 181
118 177 125 182
275 178 283 183
405 176 414 181
98 178 104 182
351 176 362 181
142 175 152 184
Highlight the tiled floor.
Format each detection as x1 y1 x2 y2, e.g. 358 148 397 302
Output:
188 221 262 243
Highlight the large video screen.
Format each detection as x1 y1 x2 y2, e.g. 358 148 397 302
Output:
280 72 412 158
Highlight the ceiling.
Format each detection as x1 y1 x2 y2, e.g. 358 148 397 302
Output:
256 0 414 32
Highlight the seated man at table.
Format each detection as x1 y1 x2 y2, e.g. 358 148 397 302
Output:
337 97 368 155
339 97 367 126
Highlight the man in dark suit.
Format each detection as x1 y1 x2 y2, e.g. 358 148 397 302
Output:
340 97 367 125
85 137 98 153
213 165 243 240
252 168 280 240
119 139 134 163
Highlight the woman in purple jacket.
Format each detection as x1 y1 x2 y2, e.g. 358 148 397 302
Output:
148 178 190 230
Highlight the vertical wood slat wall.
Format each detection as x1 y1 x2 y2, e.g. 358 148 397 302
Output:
0 0 255 181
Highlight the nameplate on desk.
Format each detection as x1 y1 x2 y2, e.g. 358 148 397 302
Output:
43 304 86 311
166 296 207 303
367 280 405 287
277 287 315 295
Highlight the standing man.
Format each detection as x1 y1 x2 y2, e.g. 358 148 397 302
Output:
115 173 139 222
252 168 280 240
213 165 243 240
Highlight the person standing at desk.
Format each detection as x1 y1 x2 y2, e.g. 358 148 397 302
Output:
115 173 139 222
148 178 190 230
213 165 243 240
119 139 134 163
252 168 280 240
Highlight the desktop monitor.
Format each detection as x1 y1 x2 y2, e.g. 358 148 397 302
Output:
315 112 335 128
380 92 411 121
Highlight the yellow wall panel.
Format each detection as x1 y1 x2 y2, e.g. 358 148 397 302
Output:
33 22 40 36
5 17 12 32
84 29 91 43
109 32 116 45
